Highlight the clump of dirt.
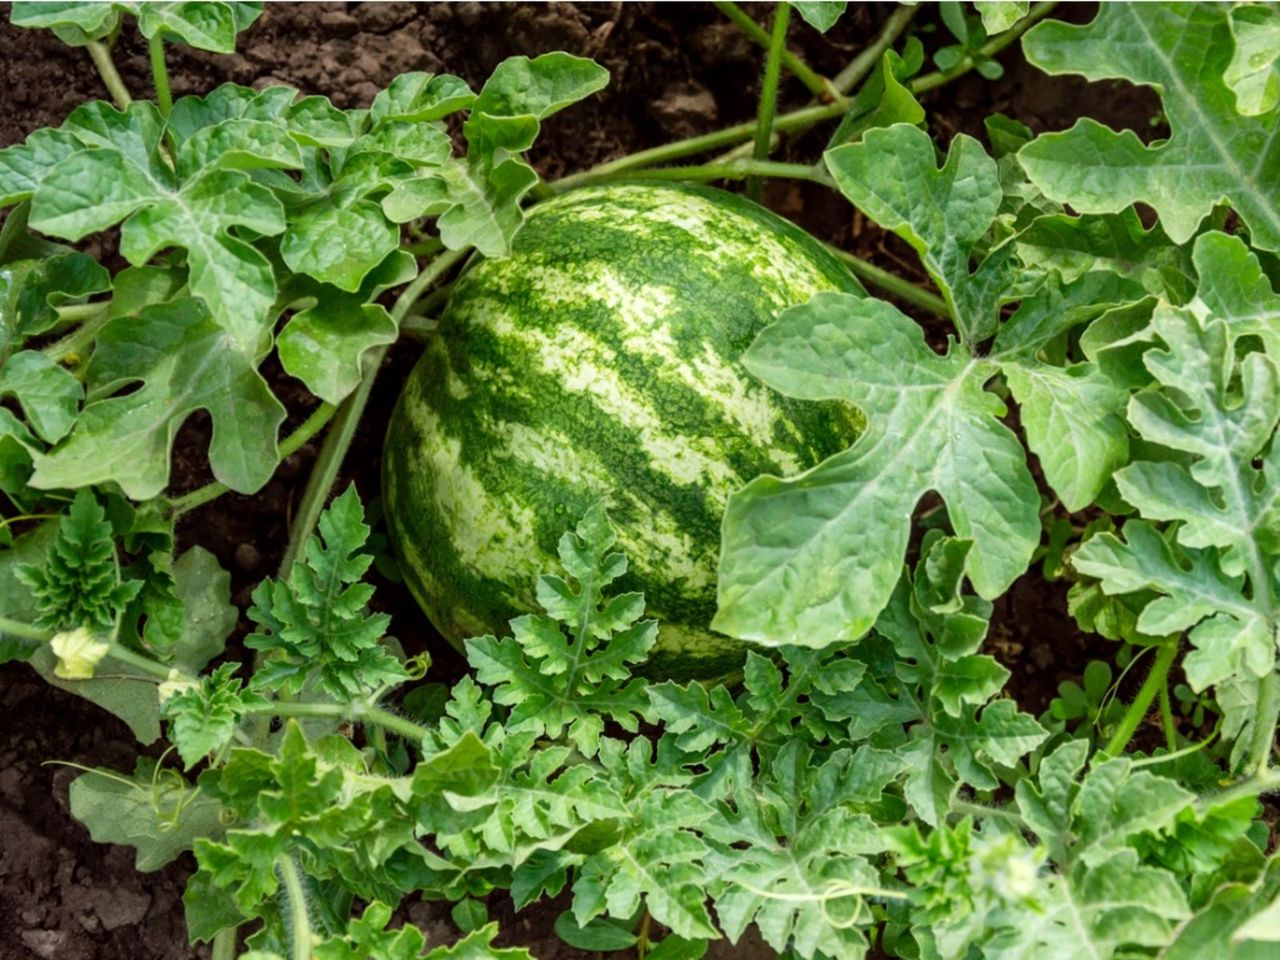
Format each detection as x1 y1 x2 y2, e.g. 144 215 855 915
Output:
0 3 1164 958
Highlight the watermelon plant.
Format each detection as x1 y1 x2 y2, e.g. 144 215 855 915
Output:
2 2 1280 959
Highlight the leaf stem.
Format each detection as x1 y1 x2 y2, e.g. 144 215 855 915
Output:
1103 640 1179 758
277 854 314 960
0 616 49 643
1248 670 1280 775
715 0 837 101
210 929 236 960
826 245 950 317
86 41 133 111
0 201 31 265
275 248 468 580
748 3 793 203
148 35 173 118
168 402 339 516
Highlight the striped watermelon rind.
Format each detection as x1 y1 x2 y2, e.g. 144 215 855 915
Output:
383 181 864 680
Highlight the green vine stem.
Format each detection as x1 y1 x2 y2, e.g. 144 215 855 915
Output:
275 247 469 580
85 40 133 110
1159 679 1177 752
715 0 837 101
148 34 173 117
589 159 830 190
831 4 917 95
277 854 314 960
547 103 846 193
1104 640 1179 758
748 3 793 203
827 246 949 318
717 1 1058 164
168 401 339 516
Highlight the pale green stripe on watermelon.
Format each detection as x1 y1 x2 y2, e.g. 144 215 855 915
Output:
383 182 865 679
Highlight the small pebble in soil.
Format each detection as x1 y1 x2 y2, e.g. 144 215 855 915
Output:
235 543 263 572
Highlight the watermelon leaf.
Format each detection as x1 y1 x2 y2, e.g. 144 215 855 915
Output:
29 298 286 499
1019 3 1280 252
715 290 1038 647
245 486 406 702
1072 235 1280 762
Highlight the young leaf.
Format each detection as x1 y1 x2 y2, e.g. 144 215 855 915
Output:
792 2 847 34
135 1 264 54
465 501 657 757
314 902 426 960
161 662 267 769
8 1 122 45
827 124 1013 343
30 298 286 499
383 53 608 257
1074 241 1280 697
976 2 1029 35
246 486 406 700
1019 3 1280 252
15 488 139 630
0 350 82 443
275 249 416 404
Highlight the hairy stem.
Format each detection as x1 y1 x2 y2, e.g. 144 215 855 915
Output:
1159 679 1177 752
748 3 793 203
148 35 173 117
168 402 339 516
715 0 836 101
210 929 236 960
277 855 314 960
42 308 112 363
249 699 429 743
827 246 950 317
276 248 468 580
951 799 1029 828
1104 641 1179 758
86 41 132 110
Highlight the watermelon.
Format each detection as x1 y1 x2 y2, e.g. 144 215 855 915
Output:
382 182 864 679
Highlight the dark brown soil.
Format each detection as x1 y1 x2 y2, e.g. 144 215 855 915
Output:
0 3 1164 958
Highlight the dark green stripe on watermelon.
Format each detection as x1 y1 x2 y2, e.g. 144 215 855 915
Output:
383 182 864 680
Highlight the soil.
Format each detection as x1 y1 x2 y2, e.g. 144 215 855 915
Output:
0 3 1166 959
